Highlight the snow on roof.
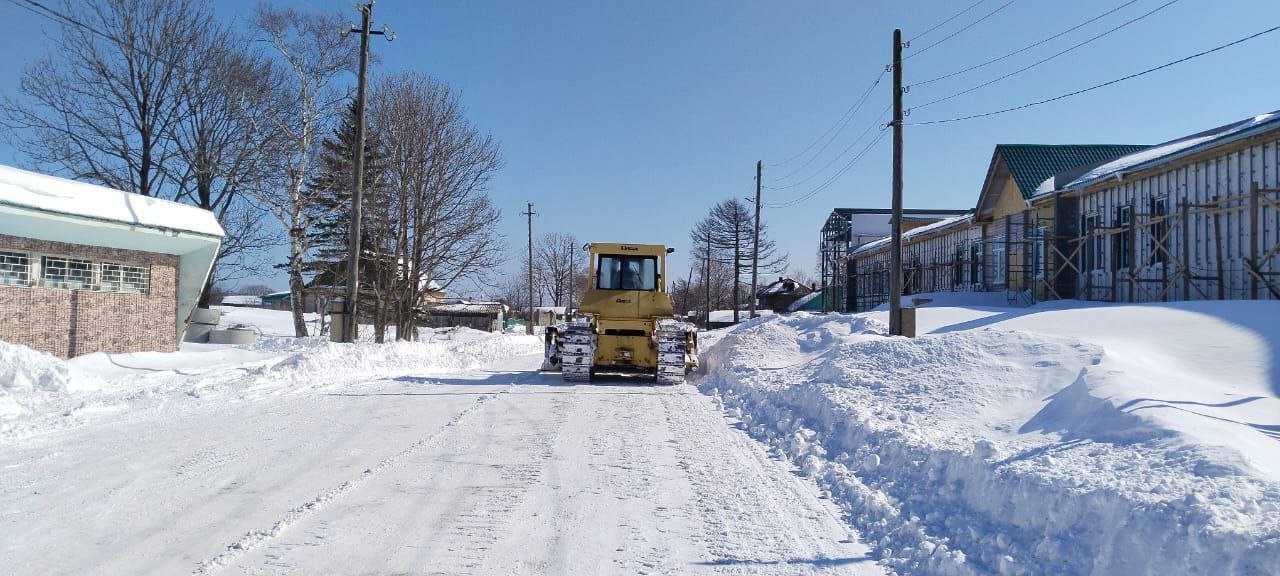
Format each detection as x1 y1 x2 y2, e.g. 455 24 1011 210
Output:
852 214 974 257
423 279 443 292
429 300 506 314
0 164 224 237
708 309 775 323
1058 112 1280 192
221 295 263 306
534 306 567 314
785 291 822 313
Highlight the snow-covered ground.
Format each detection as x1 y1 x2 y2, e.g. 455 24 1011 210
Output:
4 300 1277 575
697 295 1280 575
1 309 882 575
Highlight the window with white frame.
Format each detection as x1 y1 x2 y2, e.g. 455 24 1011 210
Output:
101 262 150 294
41 256 95 290
990 236 1006 286
1034 226 1048 279
0 251 30 286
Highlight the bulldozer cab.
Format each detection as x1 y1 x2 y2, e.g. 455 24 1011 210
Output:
579 243 674 319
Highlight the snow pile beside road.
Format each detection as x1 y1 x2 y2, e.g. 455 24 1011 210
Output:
1 328 541 441
0 341 82 422
696 304 1280 575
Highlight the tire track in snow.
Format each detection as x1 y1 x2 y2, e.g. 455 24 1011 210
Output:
190 382 516 575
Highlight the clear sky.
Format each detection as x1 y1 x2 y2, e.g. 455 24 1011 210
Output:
2 0 1278 295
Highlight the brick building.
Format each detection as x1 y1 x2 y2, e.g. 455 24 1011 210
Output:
0 165 223 358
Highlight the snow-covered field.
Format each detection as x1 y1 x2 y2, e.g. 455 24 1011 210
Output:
3 300 1277 575
697 295 1280 575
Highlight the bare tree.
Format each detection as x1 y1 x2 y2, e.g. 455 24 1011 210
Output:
369 72 505 340
2 0 208 197
692 199 787 323
534 232 578 307
235 284 275 297
170 22 281 301
252 5 352 337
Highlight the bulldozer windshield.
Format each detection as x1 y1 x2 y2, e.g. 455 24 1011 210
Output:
596 255 657 291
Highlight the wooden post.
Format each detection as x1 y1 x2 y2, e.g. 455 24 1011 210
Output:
889 29 904 336
1128 204 1136 302
1180 201 1190 300
1212 197 1225 300
1251 183 1260 299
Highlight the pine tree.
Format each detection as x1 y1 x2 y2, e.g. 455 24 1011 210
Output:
304 99 384 287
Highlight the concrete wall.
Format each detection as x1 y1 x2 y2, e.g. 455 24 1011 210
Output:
0 234 178 358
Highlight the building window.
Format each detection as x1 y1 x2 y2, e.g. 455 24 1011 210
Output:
990 236 1006 286
969 242 982 287
0 251 30 286
1034 226 1048 279
1116 205 1132 270
41 256 95 289
1082 213 1100 271
1151 197 1169 264
101 263 150 294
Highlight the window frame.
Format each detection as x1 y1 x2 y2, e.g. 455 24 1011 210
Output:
595 254 659 291
0 250 31 287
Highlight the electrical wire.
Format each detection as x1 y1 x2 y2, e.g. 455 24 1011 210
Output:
908 23 1280 125
911 0 1184 111
6 0 117 44
769 73 886 181
766 103 891 191
767 126 890 209
768 67 887 168
912 0 1143 87
903 0 1020 61
908 0 988 43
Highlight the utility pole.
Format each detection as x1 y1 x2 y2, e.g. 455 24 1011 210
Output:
889 28 905 336
704 234 711 327
749 160 762 319
523 202 536 335
341 2 391 343
568 240 575 314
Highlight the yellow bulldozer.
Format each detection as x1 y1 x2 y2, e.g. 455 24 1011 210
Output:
541 242 698 384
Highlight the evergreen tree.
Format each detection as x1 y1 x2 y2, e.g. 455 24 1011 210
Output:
304 99 385 287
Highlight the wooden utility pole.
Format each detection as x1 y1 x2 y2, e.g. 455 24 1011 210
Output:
749 160 762 319
889 28 905 336
341 2 391 343
568 240 575 313
704 234 712 327
523 202 536 335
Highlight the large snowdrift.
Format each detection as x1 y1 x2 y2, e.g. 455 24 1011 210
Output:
0 312 541 441
696 301 1280 575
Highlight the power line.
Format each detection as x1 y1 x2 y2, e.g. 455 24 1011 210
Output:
912 0 1143 88
909 23 1280 126
908 0 988 43
769 72 885 181
911 0 1184 111
768 67 887 169
903 0 1020 61
6 0 116 44
766 103 890 191
766 126 889 209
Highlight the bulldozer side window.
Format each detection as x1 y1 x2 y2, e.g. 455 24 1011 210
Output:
597 255 657 291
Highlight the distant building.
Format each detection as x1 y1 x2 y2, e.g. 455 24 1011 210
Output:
420 299 507 332
819 208 970 311
755 277 815 313
0 165 222 358
220 295 263 308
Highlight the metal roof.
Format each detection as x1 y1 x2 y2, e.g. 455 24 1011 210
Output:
995 144 1150 199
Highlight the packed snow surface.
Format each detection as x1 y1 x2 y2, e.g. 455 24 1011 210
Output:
697 297 1280 575
0 163 224 237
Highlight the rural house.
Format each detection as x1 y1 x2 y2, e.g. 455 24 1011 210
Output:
0 164 223 358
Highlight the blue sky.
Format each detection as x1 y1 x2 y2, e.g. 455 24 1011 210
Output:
2 0 1278 295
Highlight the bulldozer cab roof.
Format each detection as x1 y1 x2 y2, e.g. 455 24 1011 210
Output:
588 243 670 257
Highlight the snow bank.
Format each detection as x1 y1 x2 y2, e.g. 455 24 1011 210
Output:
696 304 1280 575
1 320 541 441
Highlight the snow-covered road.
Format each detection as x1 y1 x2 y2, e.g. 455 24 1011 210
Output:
2 351 883 575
